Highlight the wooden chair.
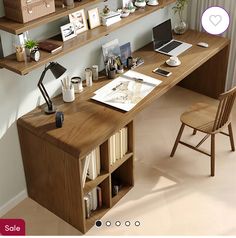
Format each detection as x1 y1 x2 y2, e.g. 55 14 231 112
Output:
170 87 236 176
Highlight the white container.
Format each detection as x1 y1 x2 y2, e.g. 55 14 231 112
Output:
92 65 99 81
71 77 83 93
85 68 93 87
62 86 75 103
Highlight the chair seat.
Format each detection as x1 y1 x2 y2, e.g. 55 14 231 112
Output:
180 102 218 134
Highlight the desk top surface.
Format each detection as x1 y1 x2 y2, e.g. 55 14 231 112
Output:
18 30 230 159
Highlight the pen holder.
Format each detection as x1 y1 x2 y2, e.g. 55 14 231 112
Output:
108 68 116 79
62 86 75 103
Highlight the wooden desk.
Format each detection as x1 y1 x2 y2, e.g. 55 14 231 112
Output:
17 30 230 234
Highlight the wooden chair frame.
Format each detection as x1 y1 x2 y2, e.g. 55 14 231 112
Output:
170 87 236 176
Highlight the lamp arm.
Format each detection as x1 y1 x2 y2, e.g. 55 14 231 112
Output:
37 64 53 110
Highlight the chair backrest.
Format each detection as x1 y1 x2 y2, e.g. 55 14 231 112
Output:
213 86 236 132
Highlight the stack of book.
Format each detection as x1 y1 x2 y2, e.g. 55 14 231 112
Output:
82 147 101 188
109 127 128 166
101 11 121 26
84 186 102 219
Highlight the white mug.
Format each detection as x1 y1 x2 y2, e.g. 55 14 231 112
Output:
62 86 75 103
169 56 179 65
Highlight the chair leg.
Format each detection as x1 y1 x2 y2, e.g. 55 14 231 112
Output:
228 123 235 151
210 134 215 177
193 129 197 135
170 123 185 157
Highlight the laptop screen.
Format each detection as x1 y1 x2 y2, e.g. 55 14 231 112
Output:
153 19 173 49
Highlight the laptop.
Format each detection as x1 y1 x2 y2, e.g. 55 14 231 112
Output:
153 19 192 56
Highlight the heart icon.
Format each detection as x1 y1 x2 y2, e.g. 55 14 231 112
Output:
209 15 222 26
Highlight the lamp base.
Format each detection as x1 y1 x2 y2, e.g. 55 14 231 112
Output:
44 105 57 114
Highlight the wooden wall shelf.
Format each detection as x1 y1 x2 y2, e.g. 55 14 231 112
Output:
0 0 104 35
0 0 175 75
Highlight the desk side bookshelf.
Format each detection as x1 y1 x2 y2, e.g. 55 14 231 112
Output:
18 119 134 234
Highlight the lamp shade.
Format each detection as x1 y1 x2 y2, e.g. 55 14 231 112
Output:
49 62 67 79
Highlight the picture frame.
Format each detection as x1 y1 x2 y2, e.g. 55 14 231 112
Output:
60 23 76 42
102 39 121 64
88 8 101 29
69 9 88 35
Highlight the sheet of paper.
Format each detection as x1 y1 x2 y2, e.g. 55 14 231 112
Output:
91 70 162 112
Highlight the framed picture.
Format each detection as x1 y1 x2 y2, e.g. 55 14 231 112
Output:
60 23 76 42
102 39 121 64
88 8 101 29
69 9 88 35
120 42 131 66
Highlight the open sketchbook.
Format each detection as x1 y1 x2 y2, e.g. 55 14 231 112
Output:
92 70 162 112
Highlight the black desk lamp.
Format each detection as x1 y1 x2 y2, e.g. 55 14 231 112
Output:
38 62 67 114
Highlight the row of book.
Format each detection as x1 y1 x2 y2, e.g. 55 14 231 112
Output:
84 187 102 219
109 127 128 166
82 147 101 188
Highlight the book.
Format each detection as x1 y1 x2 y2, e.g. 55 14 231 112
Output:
38 40 62 54
95 147 101 176
91 188 98 211
97 187 102 208
87 150 97 180
84 196 91 219
82 155 91 188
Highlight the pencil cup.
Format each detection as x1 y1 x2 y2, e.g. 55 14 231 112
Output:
62 86 75 103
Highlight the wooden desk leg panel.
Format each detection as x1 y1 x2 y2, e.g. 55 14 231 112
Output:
179 45 230 99
17 125 86 234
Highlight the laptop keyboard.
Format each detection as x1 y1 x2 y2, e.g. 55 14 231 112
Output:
159 41 182 53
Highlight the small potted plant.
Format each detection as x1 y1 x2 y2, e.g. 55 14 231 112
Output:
135 0 146 8
25 39 38 56
173 0 188 34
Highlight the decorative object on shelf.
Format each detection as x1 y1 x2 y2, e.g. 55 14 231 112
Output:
147 0 159 6
101 11 121 26
135 0 146 8
71 76 83 93
30 48 40 62
63 0 74 8
102 5 110 15
120 8 130 18
122 0 131 8
25 39 38 57
85 68 93 86
92 65 99 81
173 0 188 34
15 46 25 62
3 0 56 23
127 2 136 13
60 22 76 42
37 62 67 114
120 42 131 66
55 111 64 128
88 8 101 29
69 9 88 35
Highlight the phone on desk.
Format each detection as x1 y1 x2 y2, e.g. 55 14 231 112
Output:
153 67 172 77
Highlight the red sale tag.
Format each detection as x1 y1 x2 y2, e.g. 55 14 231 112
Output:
0 219 25 236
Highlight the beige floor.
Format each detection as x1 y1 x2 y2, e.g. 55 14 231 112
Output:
3 86 236 236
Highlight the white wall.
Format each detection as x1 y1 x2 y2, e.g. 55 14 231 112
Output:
0 0 175 213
